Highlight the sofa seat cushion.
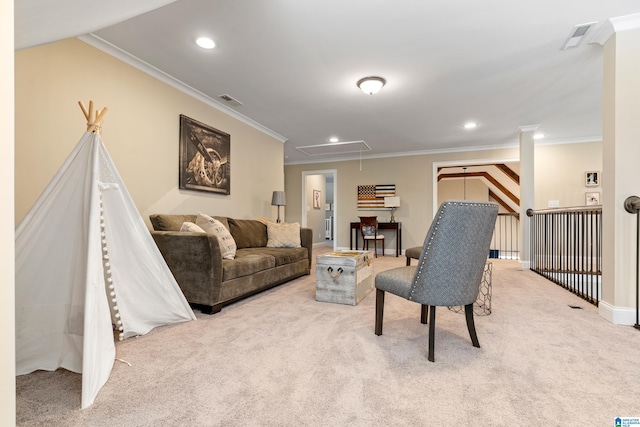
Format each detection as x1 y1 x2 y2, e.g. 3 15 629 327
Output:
222 251 275 281
240 247 308 267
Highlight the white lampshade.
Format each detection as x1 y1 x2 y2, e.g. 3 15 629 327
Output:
357 76 386 95
384 196 400 208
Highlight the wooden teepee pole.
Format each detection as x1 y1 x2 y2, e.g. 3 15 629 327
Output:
78 100 108 134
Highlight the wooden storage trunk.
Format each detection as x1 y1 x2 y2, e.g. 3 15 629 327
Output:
315 250 374 305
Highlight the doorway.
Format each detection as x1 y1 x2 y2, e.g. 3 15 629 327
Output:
302 170 337 250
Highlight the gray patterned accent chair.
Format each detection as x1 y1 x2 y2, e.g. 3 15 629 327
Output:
374 200 498 362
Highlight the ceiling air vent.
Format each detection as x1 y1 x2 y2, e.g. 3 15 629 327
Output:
217 94 243 106
561 22 597 50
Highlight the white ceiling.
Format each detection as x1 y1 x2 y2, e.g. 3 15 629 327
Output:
15 0 640 165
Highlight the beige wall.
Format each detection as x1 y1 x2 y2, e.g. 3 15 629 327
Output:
286 142 601 253
438 179 490 205
436 142 603 210
285 147 519 253
2 0 15 423
535 141 603 208
15 38 285 227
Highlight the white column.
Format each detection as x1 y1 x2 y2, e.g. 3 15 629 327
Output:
519 124 538 270
0 0 16 424
594 16 640 324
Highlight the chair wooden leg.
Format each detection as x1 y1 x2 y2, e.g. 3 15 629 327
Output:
375 289 385 335
420 304 428 324
428 305 436 362
465 303 480 348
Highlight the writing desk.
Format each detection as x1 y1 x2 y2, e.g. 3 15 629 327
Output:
350 221 402 257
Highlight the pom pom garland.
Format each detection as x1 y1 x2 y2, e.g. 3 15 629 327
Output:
100 186 125 342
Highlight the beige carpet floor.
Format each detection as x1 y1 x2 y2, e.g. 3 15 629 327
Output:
16 247 640 426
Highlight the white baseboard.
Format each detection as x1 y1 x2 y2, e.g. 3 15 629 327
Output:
520 260 531 270
598 300 638 325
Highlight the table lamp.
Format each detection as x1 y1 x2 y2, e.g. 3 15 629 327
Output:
271 191 286 223
384 196 400 223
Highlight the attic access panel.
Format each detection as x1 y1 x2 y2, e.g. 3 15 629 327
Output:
295 140 371 157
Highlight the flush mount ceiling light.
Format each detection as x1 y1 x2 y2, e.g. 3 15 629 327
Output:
196 37 215 49
357 76 386 95
464 122 477 129
534 133 545 140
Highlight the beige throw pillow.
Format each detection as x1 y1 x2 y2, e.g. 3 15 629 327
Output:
180 222 206 233
267 222 301 248
196 213 237 259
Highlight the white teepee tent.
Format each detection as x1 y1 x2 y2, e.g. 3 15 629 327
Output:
15 102 196 408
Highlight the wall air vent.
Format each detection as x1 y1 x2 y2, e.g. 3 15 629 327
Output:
561 22 597 50
217 94 243 106
295 140 371 157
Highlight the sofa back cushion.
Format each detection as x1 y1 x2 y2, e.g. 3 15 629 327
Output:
150 214 229 231
228 218 268 249
266 222 301 248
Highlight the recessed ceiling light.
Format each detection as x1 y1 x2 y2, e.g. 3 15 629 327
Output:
534 133 545 139
464 122 477 129
196 37 215 49
329 137 339 143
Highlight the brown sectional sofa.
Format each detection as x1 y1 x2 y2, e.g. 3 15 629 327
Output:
150 214 312 314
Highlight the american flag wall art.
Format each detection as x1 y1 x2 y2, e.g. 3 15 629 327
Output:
357 184 396 210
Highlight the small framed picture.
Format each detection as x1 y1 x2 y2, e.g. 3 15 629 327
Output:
585 191 600 206
585 171 600 187
313 190 321 209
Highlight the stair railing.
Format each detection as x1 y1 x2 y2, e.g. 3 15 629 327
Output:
624 196 640 330
526 205 602 306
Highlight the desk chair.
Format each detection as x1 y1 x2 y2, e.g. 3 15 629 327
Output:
359 216 385 257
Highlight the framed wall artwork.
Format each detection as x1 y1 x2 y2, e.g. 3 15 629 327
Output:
585 171 600 187
357 184 396 210
179 114 231 195
313 190 321 209
585 191 600 206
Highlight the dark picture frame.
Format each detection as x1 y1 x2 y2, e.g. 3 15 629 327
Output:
179 114 230 195
585 170 600 187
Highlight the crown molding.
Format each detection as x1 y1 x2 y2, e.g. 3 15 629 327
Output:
284 136 603 166
592 13 640 46
284 141 521 166
78 34 288 143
